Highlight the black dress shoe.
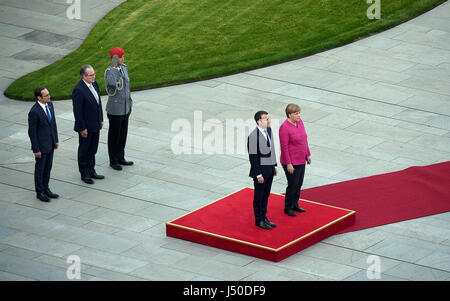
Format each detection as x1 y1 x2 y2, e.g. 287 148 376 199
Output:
45 190 59 199
110 163 123 170
284 209 297 216
90 172 105 179
37 193 50 202
293 206 306 213
81 176 94 184
118 159 134 166
256 221 272 230
264 218 277 228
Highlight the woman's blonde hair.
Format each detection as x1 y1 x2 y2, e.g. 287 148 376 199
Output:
285 103 301 118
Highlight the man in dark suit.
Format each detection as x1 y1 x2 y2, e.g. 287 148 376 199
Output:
72 64 105 184
28 87 59 202
247 110 278 230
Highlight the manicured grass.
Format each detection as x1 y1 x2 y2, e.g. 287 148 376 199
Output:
5 0 445 100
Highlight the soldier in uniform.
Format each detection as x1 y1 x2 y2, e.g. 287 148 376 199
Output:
104 47 134 170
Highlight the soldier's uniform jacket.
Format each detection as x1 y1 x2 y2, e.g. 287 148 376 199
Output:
105 63 132 116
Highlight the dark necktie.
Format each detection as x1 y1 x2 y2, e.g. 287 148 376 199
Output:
264 129 270 147
45 105 52 123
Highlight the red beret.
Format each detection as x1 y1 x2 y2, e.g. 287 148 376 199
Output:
109 47 125 58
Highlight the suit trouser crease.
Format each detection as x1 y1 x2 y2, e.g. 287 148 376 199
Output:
107 113 129 164
78 131 99 177
253 173 274 224
282 164 305 210
34 150 53 194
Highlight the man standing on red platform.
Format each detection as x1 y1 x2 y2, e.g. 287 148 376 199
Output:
247 111 278 230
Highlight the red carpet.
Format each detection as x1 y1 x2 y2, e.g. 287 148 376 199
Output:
301 161 450 234
167 188 355 261
167 161 450 261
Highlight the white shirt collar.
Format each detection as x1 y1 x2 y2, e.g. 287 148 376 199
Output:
257 125 267 133
37 100 48 112
83 79 93 87
257 125 270 141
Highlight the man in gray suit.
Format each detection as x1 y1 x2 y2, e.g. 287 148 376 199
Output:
105 47 133 171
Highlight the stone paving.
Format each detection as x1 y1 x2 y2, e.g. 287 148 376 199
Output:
0 0 449 281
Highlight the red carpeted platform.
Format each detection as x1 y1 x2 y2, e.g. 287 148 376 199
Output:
166 187 355 262
167 161 450 261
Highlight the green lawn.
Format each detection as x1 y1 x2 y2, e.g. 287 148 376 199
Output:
5 0 445 100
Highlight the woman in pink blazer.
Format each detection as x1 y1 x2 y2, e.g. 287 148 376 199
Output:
279 104 311 216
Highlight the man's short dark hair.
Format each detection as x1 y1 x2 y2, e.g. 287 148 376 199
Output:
80 64 93 77
254 110 268 123
34 86 46 100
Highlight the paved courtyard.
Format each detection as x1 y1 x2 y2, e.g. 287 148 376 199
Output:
0 0 449 281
